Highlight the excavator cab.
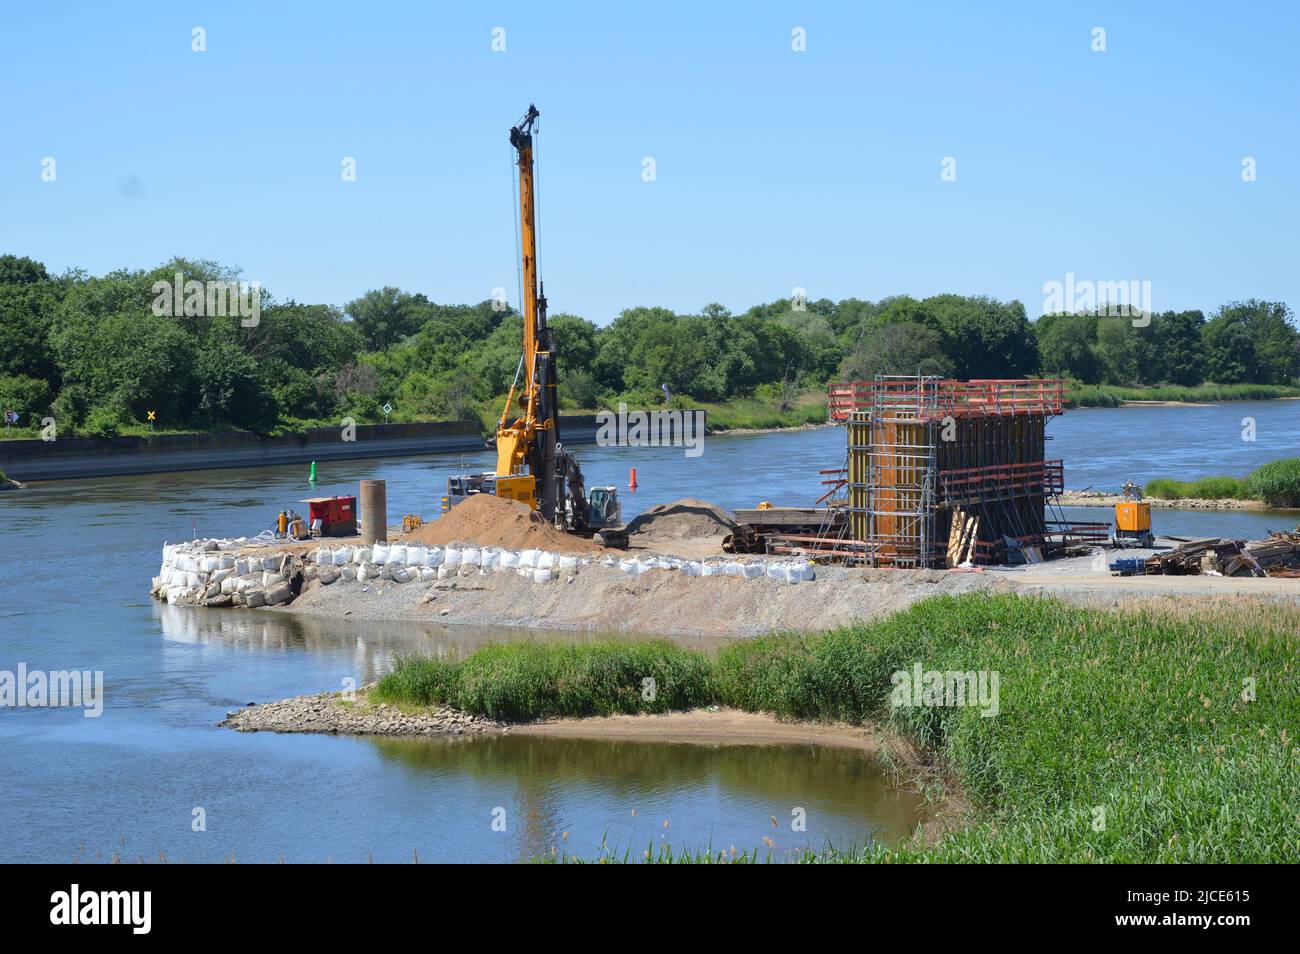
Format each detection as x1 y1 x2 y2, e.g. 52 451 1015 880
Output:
586 486 627 548
588 487 621 528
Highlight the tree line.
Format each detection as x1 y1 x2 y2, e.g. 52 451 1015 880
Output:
1 253 1296 436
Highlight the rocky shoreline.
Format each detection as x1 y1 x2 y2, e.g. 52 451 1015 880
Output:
220 688 503 737
1058 490 1271 511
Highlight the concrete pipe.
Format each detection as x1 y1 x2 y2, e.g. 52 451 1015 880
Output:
360 479 388 544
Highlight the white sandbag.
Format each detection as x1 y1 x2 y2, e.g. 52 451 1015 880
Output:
371 543 390 565
742 563 764 579
388 544 407 565
767 562 786 580
783 564 801 584
499 550 519 570
338 565 357 582
234 558 250 576
162 544 174 563
443 547 462 568
424 547 444 568
262 570 283 587
418 567 437 582
518 549 539 569
166 586 184 605
333 548 353 566
352 547 370 564
437 565 453 580
211 567 234 584
681 561 702 577
319 567 341 586
261 557 279 572
220 577 237 595
537 551 555 570
358 563 378 583
314 549 330 566
724 562 743 577
557 554 579 571
461 547 480 568
533 568 554 583
406 546 427 567
218 555 235 570
797 561 815 582
390 566 412 584
481 550 500 570
184 571 202 588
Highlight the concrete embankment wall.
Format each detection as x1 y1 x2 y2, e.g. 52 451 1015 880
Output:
0 416 607 482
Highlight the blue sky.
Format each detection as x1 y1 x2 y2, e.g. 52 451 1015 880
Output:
2 1 1297 324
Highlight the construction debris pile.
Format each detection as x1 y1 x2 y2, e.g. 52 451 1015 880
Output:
1109 530 1300 578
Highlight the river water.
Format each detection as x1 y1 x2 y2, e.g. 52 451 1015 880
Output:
1 401 1295 862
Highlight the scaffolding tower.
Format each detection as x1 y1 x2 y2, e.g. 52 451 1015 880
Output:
845 375 1067 568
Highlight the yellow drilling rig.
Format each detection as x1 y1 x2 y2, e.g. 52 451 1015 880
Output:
442 104 627 548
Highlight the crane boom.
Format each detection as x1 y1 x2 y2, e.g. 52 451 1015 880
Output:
495 105 569 525
442 104 627 547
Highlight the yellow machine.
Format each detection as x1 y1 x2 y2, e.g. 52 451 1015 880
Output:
443 104 627 548
274 509 308 541
1112 481 1154 548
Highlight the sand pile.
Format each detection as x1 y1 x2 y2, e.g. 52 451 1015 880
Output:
626 498 736 539
401 493 603 553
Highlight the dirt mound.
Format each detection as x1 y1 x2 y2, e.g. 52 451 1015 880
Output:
625 498 736 539
401 493 603 553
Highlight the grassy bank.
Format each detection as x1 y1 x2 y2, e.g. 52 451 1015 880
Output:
378 594 1299 862
1066 382 1300 407
1144 457 1300 507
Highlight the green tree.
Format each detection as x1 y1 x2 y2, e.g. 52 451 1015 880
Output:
194 341 277 431
841 321 950 379
0 254 50 286
1036 313 1100 383
1204 300 1298 385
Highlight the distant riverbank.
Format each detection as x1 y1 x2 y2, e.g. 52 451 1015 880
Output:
1065 382 1300 407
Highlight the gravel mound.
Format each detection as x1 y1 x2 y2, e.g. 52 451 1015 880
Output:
220 689 501 736
626 498 737 540
401 492 602 553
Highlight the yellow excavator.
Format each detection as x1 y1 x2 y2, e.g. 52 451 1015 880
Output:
442 104 627 548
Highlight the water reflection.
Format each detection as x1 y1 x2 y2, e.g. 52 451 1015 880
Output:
153 603 737 684
370 733 924 861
